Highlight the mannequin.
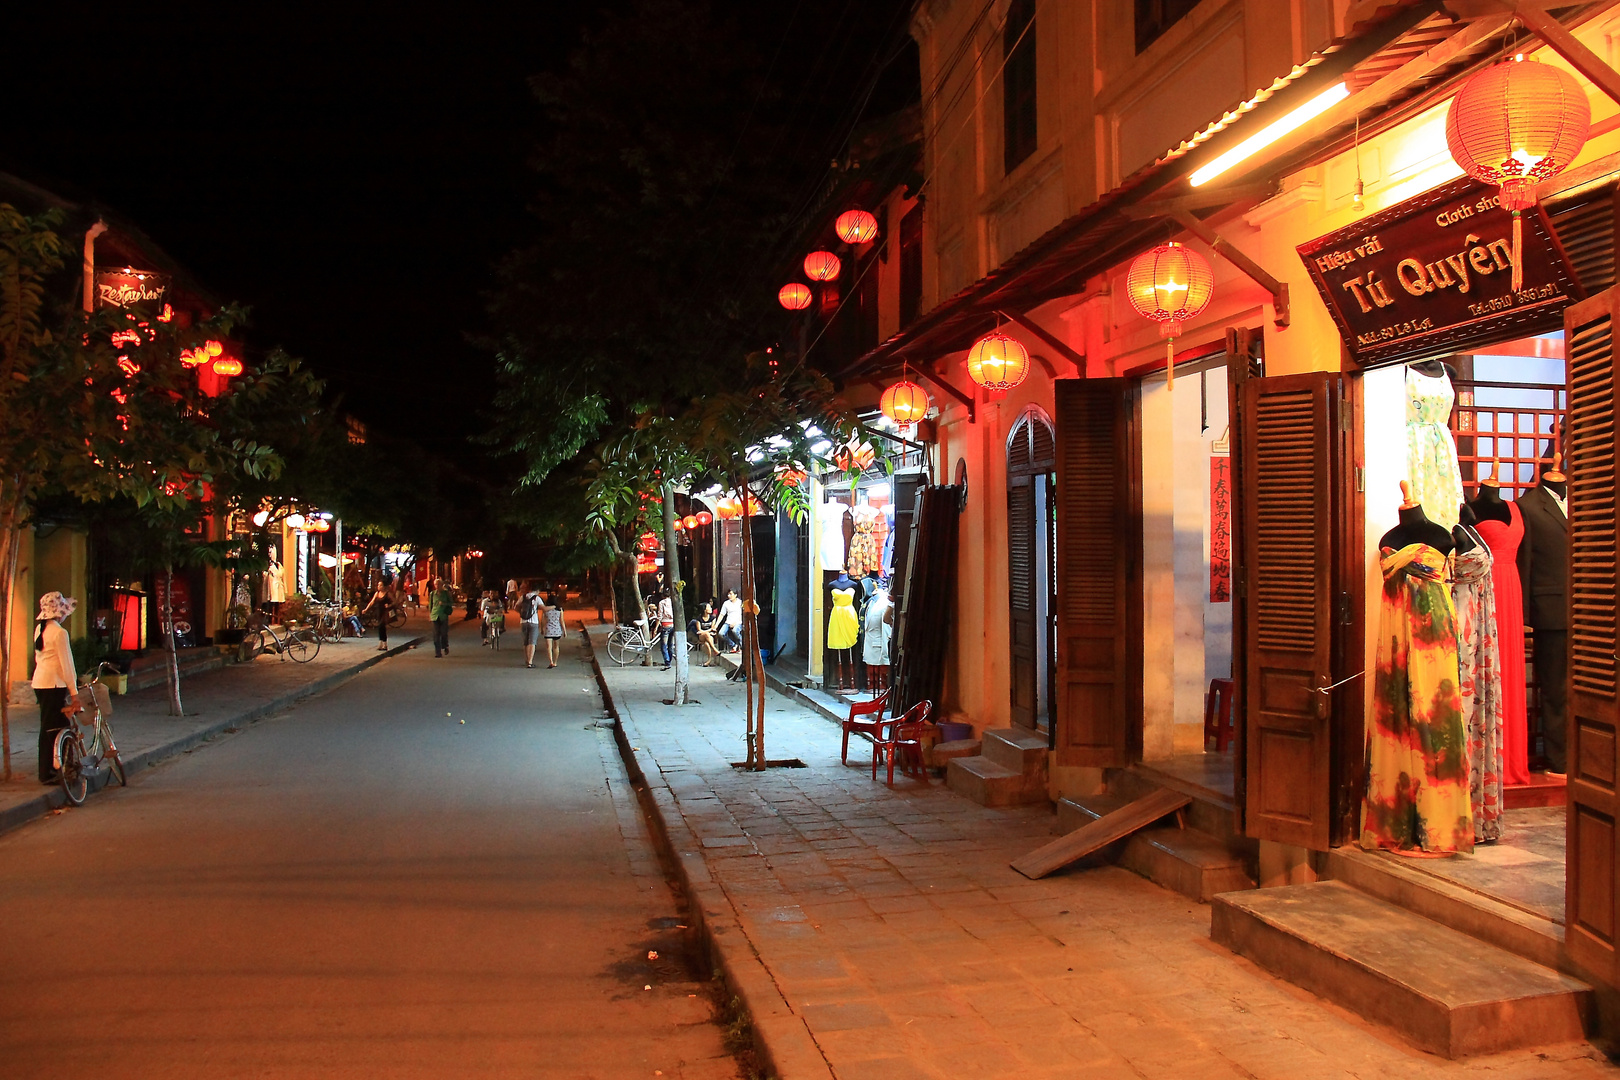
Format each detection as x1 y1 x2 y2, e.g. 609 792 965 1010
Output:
1517 451 1569 774
1405 360 1465 531
1452 502 1478 555
265 548 287 617
826 572 860 692
1378 483 1455 555
862 577 892 693
848 501 883 578
1467 459 1511 525
1469 459 1528 784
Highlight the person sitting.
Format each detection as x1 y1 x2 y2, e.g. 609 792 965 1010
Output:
691 600 721 666
717 588 743 653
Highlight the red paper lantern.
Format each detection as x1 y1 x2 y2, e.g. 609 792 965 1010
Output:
683 514 699 530
212 357 244 377
778 283 813 310
695 511 713 527
879 380 930 436
205 340 224 357
834 209 878 245
803 251 842 282
638 531 660 552
965 331 1031 395
673 517 686 531
715 496 742 520
1126 241 1213 389
1447 55 1589 290
311 517 331 533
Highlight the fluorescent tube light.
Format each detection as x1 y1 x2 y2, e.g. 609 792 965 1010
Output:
1190 81 1351 187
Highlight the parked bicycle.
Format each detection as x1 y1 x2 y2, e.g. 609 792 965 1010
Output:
306 599 345 643
55 662 127 806
240 618 321 664
605 618 695 666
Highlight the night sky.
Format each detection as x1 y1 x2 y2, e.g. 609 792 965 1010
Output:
4 2 916 464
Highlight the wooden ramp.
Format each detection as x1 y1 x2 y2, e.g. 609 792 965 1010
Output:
1011 787 1191 879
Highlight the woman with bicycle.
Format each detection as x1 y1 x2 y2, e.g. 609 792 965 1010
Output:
362 574 394 652
31 591 80 783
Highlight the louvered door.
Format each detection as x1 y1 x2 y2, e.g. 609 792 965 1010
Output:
1563 288 1620 983
1239 372 1340 849
1053 380 1139 767
1009 413 1056 731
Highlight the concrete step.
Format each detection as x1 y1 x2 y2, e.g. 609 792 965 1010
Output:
981 727 1048 773
946 755 1047 807
1120 826 1254 902
1212 880 1592 1058
127 648 227 693
926 738 981 770
1325 846 1563 969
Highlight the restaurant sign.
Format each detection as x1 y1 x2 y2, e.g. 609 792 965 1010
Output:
1296 178 1580 365
95 267 170 311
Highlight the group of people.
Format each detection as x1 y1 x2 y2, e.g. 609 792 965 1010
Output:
511 581 566 669
642 587 744 669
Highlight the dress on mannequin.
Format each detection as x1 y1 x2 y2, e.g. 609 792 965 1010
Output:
827 585 860 650
881 503 896 576
1471 487 1528 785
820 501 849 572
1453 523 1503 843
1518 475 1569 773
1405 366 1465 531
862 585 892 692
266 556 287 604
848 504 882 578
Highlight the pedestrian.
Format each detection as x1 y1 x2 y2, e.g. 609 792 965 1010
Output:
717 588 744 653
482 591 505 648
362 574 393 652
656 590 675 669
517 579 543 668
429 576 454 657
506 577 518 609
541 592 565 667
32 591 81 783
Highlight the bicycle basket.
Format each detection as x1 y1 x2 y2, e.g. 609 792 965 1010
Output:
81 683 113 723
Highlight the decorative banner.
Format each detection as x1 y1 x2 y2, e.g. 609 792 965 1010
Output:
1209 456 1231 603
94 268 170 310
1296 177 1580 365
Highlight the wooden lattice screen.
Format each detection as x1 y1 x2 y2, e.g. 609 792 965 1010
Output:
1449 378 1567 495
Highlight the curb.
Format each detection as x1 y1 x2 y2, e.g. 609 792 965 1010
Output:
0 635 426 837
581 628 835 1080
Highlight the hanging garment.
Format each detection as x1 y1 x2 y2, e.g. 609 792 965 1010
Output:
1405 367 1465 531
827 586 860 650
881 503 896 576
819 503 849 572
863 589 892 666
848 504 882 578
1361 543 1474 855
1453 530 1503 843
1475 501 1529 785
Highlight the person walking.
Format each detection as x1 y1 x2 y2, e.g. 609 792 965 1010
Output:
517 580 543 668
32 592 80 783
541 592 566 667
655 590 675 670
429 577 454 657
362 574 394 652
506 577 519 609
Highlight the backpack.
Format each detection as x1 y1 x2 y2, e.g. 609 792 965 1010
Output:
518 593 539 620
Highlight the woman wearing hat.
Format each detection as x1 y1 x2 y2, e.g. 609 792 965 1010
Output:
32 591 80 782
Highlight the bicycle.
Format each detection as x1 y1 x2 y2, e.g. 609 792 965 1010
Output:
55 662 127 806
240 618 321 664
306 600 345 643
606 619 655 666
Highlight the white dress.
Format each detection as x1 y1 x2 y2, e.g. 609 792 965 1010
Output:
862 590 892 666
819 502 849 572
266 560 287 602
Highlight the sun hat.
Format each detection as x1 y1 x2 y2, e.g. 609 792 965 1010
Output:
36 591 76 621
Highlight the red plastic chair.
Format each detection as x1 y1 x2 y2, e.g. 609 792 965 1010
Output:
1204 678 1235 752
841 688 892 764
873 700 934 785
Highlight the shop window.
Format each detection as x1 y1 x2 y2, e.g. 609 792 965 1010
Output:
1003 0 1037 174
1446 341 1568 495
1135 0 1202 53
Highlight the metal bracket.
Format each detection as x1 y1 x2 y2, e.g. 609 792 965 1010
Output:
996 309 1084 378
918 368 976 424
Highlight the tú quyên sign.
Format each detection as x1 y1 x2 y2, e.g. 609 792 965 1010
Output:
94 267 170 311
1296 177 1580 366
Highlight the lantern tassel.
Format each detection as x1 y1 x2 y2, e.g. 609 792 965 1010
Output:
1166 339 1175 391
1511 211 1523 293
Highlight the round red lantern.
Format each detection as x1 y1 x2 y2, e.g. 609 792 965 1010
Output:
683 514 699 530
212 357 244 377
1126 241 1213 389
834 209 879 245
715 496 741 520
695 511 713 527
778 283 813 310
1447 55 1589 290
880 380 930 435
205 340 224 357
803 251 842 282
638 531 660 552
311 517 331 533
965 331 1031 395
673 517 686 531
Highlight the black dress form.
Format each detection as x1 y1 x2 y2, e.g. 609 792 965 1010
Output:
1468 482 1511 526
1518 477 1569 772
1453 503 1478 555
1380 503 1455 555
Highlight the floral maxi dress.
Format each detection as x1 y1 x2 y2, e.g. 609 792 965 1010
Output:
1406 367 1465 531
1453 531 1503 842
1361 544 1474 854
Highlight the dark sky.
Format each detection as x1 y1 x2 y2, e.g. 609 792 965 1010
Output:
3 2 917 462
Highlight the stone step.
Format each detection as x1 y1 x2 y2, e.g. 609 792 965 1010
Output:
1119 826 1254 903
946 755 1047 808
981 727 1049 773
926 738 982 770
1111 765 1239 843
1212 881 1592 1058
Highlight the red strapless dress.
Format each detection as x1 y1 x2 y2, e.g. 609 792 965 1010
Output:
1476 502 1529 785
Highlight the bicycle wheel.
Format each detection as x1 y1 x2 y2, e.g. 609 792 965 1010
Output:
99 718 127 786
605 630 636 666
388 608 407 628
285 629 320 663
57 731 87 806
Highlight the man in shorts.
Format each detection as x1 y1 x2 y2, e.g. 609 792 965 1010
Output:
518 580 544 668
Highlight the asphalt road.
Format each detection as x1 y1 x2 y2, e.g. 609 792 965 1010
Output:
0 619 742 1080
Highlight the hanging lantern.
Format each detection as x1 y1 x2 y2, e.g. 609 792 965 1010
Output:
715 496 742 520
833 438 876 472
1126 241 1214 390
311 517 331 533
778 283 813 310
205 340 224 357
965 331 1031 395
880 380 930 436
683 514 699 530
212 357 243 376
673 517 686 532
252 509 270 527
1446 55 1590 291
834 209 879 245
695 510 713 527
638 530 660 552
285 513 306 531
803 251 842 282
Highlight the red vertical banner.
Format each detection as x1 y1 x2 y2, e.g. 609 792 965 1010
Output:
1209 455 1231 603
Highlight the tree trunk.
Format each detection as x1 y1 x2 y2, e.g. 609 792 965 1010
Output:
0 490 19 780
738 482 766 769
163 564 183 716
605 529 649 661
661 483 689 704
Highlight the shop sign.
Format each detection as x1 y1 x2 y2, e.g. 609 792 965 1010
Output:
94 268 170 310
1296 178 1580 365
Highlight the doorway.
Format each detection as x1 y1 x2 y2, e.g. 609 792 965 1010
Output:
1007 407 1056 734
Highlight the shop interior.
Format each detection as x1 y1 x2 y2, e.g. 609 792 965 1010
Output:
819 476 895 698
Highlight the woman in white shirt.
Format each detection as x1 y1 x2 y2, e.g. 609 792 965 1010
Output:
32 591 80 782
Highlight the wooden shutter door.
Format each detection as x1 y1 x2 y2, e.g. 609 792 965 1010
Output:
1239 372 1339 849
1564 288 1620 982
1053 379 1138 767
1009 418 1038 730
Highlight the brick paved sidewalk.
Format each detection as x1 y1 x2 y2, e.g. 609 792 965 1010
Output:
0 616 429 832
587 627 1616 1080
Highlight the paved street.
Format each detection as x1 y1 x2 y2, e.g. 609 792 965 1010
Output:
0 617 742 1079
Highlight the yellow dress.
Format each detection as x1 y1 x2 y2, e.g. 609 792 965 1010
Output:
827 587 860 650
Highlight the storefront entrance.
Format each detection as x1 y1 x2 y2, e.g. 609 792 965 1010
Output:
1007 407 1056 736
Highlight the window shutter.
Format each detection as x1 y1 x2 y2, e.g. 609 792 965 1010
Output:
1563 286 1620 982
1053 379 1138 766
1009 476 1038 728
1238 371 1341 850
1547 183 1617 296
892 485 961 717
